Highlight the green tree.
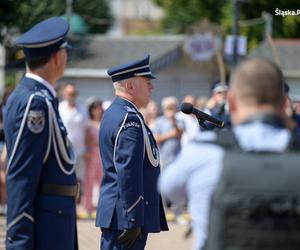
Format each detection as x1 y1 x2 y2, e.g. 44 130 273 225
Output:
73 0 112 33
155 0 300 48
154 0 227 33
239 0 300 47
0 0 112 34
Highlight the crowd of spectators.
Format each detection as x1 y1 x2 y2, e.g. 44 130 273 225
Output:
1 75 300 231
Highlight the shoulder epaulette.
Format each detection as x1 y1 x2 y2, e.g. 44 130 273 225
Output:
35 89 53 102
124 106 137 114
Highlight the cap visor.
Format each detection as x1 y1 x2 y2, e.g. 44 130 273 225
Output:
148 74 156 79
65 44 72 50
60 41 72 50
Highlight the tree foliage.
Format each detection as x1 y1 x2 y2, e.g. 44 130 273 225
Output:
239 0 300 47
0 0 112 34
73 0 112 33
154 0 226 33
154 0 300 47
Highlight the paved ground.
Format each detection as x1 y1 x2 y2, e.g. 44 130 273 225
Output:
78 219 194 250
0 216 4 250
0 214 194 250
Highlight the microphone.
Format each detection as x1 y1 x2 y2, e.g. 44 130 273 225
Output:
180 102 224 128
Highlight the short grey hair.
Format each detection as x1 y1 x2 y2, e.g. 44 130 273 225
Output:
113 80 126 91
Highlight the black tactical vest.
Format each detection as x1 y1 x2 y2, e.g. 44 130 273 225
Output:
204 129 300 250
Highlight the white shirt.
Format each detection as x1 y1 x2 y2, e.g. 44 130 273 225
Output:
177 111 200 146
59 100 87 156
25 73 56 97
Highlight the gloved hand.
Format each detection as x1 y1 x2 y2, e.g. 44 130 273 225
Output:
118 227 142 249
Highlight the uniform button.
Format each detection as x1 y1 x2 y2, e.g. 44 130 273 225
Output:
58 210 63 215
145 201 149 205
130 218 135 222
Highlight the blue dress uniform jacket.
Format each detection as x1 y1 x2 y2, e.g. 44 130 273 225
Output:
96 97 168 233
4 76 78 250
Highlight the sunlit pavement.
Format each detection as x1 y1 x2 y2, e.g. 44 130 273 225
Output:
0 216 4 250
78 209 193 250
0 211 194 250
78 219 194 250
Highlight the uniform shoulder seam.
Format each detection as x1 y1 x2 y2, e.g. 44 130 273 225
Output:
31 92 48 104
123 105 138 114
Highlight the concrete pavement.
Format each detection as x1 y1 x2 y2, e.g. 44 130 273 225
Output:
78 219 194 250
0 215 194 250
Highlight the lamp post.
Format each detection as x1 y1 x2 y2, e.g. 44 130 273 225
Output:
232 0 240 67
262 12 273 39
232 0 250 67
66 0 73 25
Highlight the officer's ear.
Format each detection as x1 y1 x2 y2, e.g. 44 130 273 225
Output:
52 50 62 68
125 79 134 92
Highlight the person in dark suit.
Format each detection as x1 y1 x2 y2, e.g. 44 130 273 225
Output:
96 55 168 250
4 17 78 250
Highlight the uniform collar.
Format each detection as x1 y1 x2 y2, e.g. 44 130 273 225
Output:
25 72 57 97
114 96 139 112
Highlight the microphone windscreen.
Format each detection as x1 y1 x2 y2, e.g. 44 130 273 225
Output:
180 102 193 115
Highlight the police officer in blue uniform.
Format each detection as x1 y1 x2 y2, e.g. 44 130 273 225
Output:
96 55 168 250
4 17 78 250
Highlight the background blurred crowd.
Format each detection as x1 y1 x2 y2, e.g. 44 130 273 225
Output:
0 74 300 222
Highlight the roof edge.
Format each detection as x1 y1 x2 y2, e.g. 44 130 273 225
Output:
64 68 109 78
63 68 300 79
70 34 186 42
283 70 300 78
